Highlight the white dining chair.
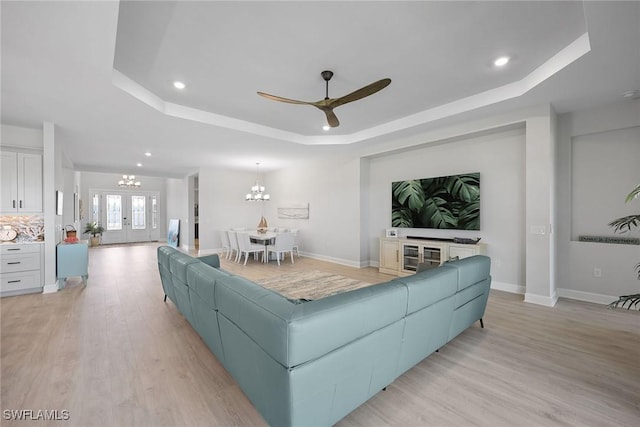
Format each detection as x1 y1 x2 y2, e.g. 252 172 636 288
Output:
237 232 266 265
266 232 295 266
227 230 240 263
219 230 231 259
290 228 300 257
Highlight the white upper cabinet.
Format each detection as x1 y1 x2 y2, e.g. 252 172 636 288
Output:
1 151 43 214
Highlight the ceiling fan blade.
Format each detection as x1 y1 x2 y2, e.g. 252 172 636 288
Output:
324 109 340 128
257 91 312 105
330 78 391 108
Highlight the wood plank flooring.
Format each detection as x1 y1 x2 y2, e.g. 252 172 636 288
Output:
1 243 638 426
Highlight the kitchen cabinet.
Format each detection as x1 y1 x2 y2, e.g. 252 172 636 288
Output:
0 243 44 297
0 151 43 214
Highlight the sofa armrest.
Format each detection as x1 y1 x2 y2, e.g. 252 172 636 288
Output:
197 254 220 269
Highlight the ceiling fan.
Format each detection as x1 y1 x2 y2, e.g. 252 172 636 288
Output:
257 70 391 128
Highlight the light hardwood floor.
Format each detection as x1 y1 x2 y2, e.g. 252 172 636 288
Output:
1 243 638 426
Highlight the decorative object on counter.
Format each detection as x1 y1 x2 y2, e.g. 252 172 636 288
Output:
246 162 270 201
118 174 141 188
65 225 77 239
0 226 18 242
257 216 268 234
452 237 482 244
64 236 79 244
83 222 104 247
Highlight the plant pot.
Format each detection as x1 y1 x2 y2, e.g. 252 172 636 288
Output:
90 236 100 247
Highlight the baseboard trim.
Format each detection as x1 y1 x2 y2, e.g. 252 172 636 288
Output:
491 281 525 294
300 252 366 268
524 292 558 307
42 283 58 294
556 288 618 305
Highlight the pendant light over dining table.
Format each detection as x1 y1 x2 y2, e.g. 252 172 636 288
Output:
246 162 270 201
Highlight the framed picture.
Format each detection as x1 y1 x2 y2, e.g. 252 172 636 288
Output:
167 219 180 247
386 228 398 238
277 203 310 219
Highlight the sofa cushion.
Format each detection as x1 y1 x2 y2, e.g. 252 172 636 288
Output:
287 281 407 367
169 252 200 284
187 262 229 310
441 255 491 292
396 267 458 315
216 275 297 366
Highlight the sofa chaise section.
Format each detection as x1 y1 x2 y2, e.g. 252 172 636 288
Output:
215 274 408 426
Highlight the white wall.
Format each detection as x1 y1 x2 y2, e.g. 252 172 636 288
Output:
195 158 363 266
197 167 263 254
166 177 189 249
367 126 527 290
1 124 43 149
264 156 363 266
557 99 640 303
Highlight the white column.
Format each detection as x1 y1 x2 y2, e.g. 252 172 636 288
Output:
524 105 558 306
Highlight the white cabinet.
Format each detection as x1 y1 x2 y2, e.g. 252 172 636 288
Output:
449 244 479 260
0 243 44 297
401 241 445 275
379 238 400 275
0 151 43 214
379 237 486 276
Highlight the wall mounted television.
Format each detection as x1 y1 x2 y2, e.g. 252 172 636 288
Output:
391 172 480 230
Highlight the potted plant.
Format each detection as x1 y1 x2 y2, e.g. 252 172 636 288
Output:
607 183 640 310
83 222 105 247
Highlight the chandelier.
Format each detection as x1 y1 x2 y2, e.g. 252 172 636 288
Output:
118 175 141 188
246 163 270 201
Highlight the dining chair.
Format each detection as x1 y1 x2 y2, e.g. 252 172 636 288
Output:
219 230 231 259
266 232 295 266
290 228 300 257
237 232 266 265
227 230 240 263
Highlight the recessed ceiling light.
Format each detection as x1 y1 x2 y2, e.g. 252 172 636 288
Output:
173 81 186 90
144 152 152 157
136 163 142 167
322 125 330 131
494 56 510 67
622 90 639 98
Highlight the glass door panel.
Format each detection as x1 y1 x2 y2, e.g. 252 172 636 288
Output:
131 196 146 230
106 194 122 230
93 190 160 245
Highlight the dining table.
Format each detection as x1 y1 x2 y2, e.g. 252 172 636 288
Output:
248 231 277 262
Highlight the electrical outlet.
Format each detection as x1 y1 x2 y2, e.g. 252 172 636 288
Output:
594 268 602 277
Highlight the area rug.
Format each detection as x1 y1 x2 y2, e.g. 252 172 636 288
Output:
254 270 373 302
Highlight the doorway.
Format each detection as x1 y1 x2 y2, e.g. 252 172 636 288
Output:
89 190 161 244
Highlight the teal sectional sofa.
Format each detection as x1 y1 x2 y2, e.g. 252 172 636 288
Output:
157 246 491 427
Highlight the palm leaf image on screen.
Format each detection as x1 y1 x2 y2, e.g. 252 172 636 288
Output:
392 173 480 230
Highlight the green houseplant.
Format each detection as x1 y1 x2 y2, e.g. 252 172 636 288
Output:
83 222 105 246
607 183 640 310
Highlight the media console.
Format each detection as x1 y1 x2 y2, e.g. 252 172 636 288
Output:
379 237 486 276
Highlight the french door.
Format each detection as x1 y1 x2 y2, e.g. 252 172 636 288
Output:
90 190 160 244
